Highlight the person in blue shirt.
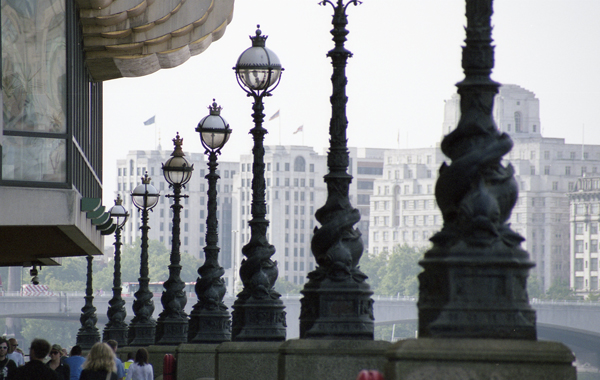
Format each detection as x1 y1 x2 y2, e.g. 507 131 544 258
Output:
63 345 86 380
105 340 126 380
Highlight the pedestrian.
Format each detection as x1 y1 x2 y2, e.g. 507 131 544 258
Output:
6 338 24 367
123 352 134 378
124 348 153 380
0 338 17 380
12 338 60 380
46 344 70 380
79 343 118 380
63 345 86 380
105 340 126 380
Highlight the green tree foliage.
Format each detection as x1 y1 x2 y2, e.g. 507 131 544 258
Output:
36 257 87 292
20 319 81 350
274 278 302 295
543 279 577 301
94 239 202 292
527 274 544 299
362 244 425 297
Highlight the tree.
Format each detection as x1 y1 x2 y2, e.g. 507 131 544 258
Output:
527 274 544 299
36 257 86 292
274 278 302 295
377 245 424 297
94 239 202 292
544 279 577 301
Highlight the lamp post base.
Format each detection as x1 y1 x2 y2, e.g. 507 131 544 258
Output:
232 297 286 342
188 309 231 343
76 329 101 350
128 321 156 346
103 326 128 347
155 319 189 345
300 278 374 340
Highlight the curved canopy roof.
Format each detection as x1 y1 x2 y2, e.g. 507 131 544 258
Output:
75 0 234 81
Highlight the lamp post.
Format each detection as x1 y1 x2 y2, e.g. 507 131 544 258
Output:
188 100 232 343
129 172 160 345
232 26 286 341
299 0 374 340
76 255 101 349
155 133 194 345
417 0 536 339
103 195 129 346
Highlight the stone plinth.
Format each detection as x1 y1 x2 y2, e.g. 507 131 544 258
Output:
385 338 576 380
278 339 391 380
215 342 282 380
176 343 219 380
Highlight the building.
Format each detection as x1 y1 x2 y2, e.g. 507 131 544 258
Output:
0 0 234 268
568 177 600 297
369 84 600 291
115 147 237 272
230 145 384 291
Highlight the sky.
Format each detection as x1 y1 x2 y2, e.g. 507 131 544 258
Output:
102 0 600 206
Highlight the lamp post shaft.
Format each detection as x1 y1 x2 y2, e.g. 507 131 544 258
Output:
189 151 231 343
103 228 128 346
77 255 100 349
300 0 374 340
231 95 286 342
129 205 156 345
417 0 536 339
156 184 189 345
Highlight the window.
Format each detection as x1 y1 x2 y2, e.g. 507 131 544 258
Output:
285 163 290 171
591 241 598 254
294 156 306 172
575 240 584 253
552 182 558 191
592 257 598 270
565 166 571 175
575 258 584 271
514 112 522 132
544 166 550 175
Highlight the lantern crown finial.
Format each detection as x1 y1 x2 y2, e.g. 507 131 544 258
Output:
171 132 185 158
209 99 222 116
141 172 152 184
115 194 123 206
250 24 267 47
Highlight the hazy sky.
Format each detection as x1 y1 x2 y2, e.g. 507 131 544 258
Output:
102 0 600 205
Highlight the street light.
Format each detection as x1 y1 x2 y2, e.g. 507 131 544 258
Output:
231 26 286 341
299 0 374 340
129 172 160 345
156 133 194 345
188 100 232 343
103 195 130 346
76 255 100 349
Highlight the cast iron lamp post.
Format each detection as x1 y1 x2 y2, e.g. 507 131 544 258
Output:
103 195 130 345
417 0 536 339
76 255 101 349
231 26 286 341
299 0 374 340
155 133 194 345
129 172 160 345
188 100 232 343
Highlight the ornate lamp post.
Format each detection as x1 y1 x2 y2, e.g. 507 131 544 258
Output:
76 255 101 349
188 100 233 343
299 0 374 340
103 195 130 345
155 133 194 345
232 26 286 341
417 0 536 339
129 173 160 345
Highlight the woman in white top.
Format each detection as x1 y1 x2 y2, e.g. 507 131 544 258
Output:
124 348 153 380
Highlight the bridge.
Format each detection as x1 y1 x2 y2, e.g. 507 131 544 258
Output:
3 294 600 368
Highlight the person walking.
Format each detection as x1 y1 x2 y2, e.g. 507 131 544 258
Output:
63 345 86 380
46 344 70 380
0 338 17 380
124 348 153 380
6 339 24 367
79 343 118 380
105 340 126 380
12 338 60 380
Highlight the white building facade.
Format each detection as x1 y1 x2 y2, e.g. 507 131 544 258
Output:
369 85 600 291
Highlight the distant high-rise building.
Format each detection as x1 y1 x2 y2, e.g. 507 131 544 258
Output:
369 84 600 292
115 148 237 281
568 177 600 298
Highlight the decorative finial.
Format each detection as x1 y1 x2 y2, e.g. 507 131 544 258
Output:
250 24 267 47
115 194 123 205
171 132 185 157
141 172 152 184
209 99 222 116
